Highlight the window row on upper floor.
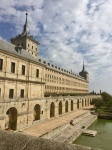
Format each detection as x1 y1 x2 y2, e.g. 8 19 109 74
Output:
0 58 39 77
0 88 25 99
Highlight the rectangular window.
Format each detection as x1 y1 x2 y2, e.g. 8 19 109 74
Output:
22 65 25 75
20 89 24 98
11 62 15 73
36 69 39 77
0 59 3 70
9 89 14 99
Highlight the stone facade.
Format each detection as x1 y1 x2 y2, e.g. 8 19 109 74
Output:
0 13 99 131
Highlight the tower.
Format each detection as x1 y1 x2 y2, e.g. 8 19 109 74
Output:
79 62 89 82
10 13 39 59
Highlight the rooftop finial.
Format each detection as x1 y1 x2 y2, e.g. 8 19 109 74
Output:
22 12 28 35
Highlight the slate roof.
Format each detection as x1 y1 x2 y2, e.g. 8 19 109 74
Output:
0 39 86 81
0 39 37 62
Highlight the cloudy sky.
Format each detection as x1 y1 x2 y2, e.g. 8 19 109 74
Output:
0 0 112 94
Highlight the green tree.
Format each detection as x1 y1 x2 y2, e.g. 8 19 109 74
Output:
101 92 112 108
91 98 104 109
101 92 112 102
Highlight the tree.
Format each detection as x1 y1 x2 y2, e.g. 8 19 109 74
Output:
91 98 104 109
101 92 112 108
101 92 112 102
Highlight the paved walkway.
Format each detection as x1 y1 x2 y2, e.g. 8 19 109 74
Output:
21 106 92 137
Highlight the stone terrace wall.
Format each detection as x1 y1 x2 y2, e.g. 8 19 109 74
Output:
0 130 100 150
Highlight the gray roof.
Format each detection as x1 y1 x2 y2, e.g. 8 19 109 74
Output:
0 39 37 62
38 58 86 81
0 39 86 81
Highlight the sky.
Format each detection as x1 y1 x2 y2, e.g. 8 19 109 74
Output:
0 0 112 94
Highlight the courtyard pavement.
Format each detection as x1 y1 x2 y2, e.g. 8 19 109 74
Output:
20 106 92 137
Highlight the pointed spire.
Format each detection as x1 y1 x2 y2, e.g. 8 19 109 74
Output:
83 61 85 71
22 13 28 35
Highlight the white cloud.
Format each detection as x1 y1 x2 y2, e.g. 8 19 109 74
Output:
0 0 112 94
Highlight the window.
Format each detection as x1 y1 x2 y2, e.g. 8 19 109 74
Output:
20 89 24 98
11 62 15 73
32 46 33 49
36 69 39 77
22 65 25 75
0 59 3 70
28 44 30 47
9 89 14 98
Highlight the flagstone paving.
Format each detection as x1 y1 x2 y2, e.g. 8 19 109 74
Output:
21 106 93 137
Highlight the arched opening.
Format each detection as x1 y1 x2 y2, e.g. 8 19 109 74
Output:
90 98 92 105
50 102 55 118
71 100 73 111
59 101 62 115
6 107 17 131
77 99 79 108
65 101 68 112
87 99 89 106
82 99 84 107
85 99 87 106
88 99 90 105
34 104 41 121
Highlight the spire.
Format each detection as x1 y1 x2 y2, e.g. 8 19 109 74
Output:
22 13 28 35
83 61 85 71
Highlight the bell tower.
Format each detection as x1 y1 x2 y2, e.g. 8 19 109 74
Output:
79 62 89 82
10 13 39 59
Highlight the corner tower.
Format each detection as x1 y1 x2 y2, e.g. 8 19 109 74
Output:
79 62 89 82
11 13 39 59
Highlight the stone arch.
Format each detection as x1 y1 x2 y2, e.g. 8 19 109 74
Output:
50 102 55 118
89 98 91 105
59 101 62 115
85 99 87 106
87 99 89 105
71 100 73 111
82 99 84 107
34 104 41 121
88 99 90 105
6 107 17 131
77 99 79 108
65 101 68 112
90 98 92 105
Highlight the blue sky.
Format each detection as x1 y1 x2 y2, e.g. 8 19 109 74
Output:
0 0 112 94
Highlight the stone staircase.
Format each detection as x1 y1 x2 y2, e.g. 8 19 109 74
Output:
40 112 97 143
